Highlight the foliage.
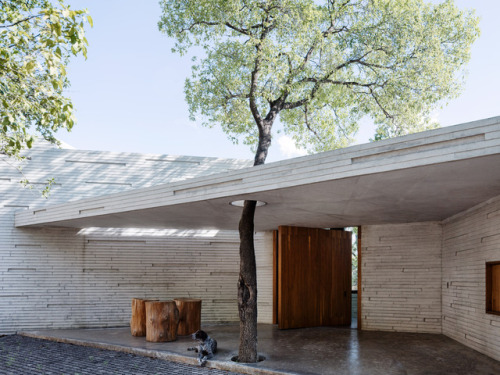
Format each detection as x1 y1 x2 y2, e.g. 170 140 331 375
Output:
348 227 358 288
159 0 479 154
1 151 55 197
0 0 91 158
20 176 55 198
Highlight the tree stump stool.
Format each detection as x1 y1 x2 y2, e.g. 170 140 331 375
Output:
130 298 149 337
145 300 179 342
174 298 202 336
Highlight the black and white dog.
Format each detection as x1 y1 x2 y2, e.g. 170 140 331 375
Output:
187 329 218 366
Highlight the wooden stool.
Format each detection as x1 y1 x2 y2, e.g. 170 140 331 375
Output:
174 298 202 336
130 298 149 337
145 300 179 342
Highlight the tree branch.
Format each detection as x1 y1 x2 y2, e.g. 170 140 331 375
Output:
277 17 350 107
181 20 265 37
225 92 250 100
249 15 276 126
224 22 251 35
0 14 40 28
335 50 393 71
294 24 349 78
179 20 217 34
283 79 380 110
332 108 351 139
369 87 394 120
280 45 392 111
303 103 323 143
249 57 263 125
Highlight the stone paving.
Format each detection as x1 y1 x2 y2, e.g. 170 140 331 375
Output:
0 335 240 375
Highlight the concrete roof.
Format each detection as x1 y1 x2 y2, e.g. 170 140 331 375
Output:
15 116 500 231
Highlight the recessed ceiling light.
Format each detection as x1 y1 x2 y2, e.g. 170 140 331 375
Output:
229 200 267 207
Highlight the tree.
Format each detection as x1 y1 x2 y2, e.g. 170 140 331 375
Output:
1 0 91 159
348 227 358 288
158 0 479 362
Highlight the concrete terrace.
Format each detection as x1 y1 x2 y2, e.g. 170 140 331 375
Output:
21 324 500 375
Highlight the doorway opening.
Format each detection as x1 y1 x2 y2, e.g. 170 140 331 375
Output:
346 227 359 329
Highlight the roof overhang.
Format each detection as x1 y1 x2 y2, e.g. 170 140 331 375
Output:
15 117 500 231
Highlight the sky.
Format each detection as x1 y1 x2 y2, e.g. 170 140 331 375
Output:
59 0 500 162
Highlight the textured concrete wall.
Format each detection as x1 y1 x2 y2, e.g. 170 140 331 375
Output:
0 226 273 333
0 142 278 334
361 223 442 333
442 195 500 361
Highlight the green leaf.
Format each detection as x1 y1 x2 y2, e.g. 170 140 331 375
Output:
0 0 91 159
26 136 34 148
25 61 36 72
52 22 62 36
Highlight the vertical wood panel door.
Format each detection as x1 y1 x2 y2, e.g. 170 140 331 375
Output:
277 226 351 329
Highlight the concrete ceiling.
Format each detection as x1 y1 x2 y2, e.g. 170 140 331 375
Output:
15 117 500 231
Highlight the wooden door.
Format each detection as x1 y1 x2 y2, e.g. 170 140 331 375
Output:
277 226 351 329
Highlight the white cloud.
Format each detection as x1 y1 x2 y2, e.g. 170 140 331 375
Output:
277 135 308 158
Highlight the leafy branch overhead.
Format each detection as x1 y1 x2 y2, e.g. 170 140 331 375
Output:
0 0 92 158
159 0 479 153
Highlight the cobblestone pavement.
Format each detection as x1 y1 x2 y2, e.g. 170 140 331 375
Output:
0 335 241 375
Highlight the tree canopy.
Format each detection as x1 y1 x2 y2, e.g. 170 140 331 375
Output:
159 0 479 155
1 0 91 158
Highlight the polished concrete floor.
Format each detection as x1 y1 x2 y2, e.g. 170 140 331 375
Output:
22 324 500 375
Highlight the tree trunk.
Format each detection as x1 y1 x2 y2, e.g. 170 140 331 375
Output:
237 118 274 362
145 300 179 342
238 199 258 363
174 298 202 336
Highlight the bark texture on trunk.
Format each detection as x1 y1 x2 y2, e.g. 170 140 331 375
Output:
238 199 258 363
237 107 275 362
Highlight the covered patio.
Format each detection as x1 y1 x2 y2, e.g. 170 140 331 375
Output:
10 116 500 367
21 324 500 375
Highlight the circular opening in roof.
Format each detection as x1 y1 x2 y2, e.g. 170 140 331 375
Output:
229 200 267 207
